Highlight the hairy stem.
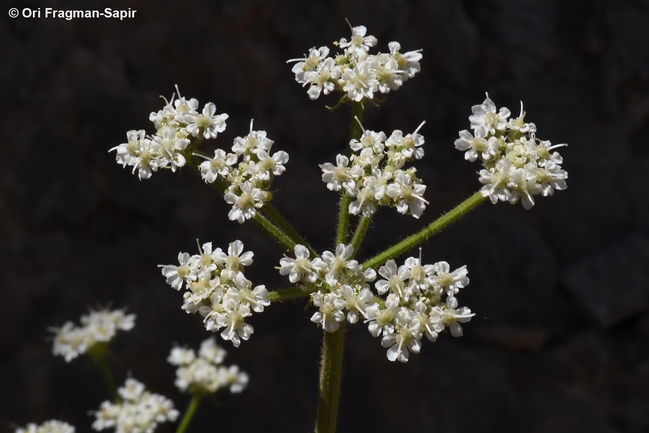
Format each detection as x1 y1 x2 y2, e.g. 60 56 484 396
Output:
363 191 486 270
350 215 372 258
262 203 317 256
335 101 364 247
315 324 346 433
252 212 297 252
336 195 351 245
267 286 318 302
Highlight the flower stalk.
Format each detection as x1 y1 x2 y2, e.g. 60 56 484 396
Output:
315 323 346 433
87 343 119 402
350 215 372 258
268 286 317 302
363 191 486 270
175 394 202 433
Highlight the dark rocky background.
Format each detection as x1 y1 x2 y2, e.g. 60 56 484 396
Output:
2 0 649 432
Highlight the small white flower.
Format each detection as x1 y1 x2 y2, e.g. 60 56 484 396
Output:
320 155 358 192
454 129 498 162
217 298 254 348
364 293 399 337
389 41 422 79
320 243 358 286
386 171 428 219
249 149 289 181
159 252 197 291
167 346 196 366
339 285 373 323
339 23 378 56
469 93 511 136
213 240 254 279
432 262 469 296
311 291 347 332
222 365 249 393
118 378 145 401
303 57 341 100
508 101 537 134
375 260 411 297
151 126 189 172
186 102 228 139
287 46 331 84
224 181 266 223
381 309 422 363
341 60 378 102
196 149 238 183
279 244 320 284
198 337 227 364
435 296 475 337
374 55 404 93
232 126 273 157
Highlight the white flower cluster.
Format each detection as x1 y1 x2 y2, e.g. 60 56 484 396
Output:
288 22 422 101
196 120 289 223
368 256 474 362
110 86 228 180
455 94 568 209
279 244 376 332
320 122 428 218
159 240 269 347
279 245 473 362
15 420 75 433
168 338 249 395
51 308 136 362
92 378 178 433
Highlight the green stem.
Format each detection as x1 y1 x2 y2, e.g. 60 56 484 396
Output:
252 212 297 252
267 286 317 302
315 324 346 433
335 101 365 247
87 343 118 402
262 203 317 256
362 191 486 270
175 394 202 433
350 215 372 258
335 195 351 245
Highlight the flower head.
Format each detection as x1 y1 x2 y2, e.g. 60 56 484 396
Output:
288 22 422 102
368 252 474 362
159 240 268 347
91 378 178 433
15 421 75 433
321 121 429 218
112 86 229 180
168 338 248 395
456 94 568 209
50 307 135 362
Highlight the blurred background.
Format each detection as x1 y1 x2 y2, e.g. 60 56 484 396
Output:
2 0 649 432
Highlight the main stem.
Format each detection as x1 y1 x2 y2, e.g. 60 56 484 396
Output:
315 323 346 433
315 101 364 433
